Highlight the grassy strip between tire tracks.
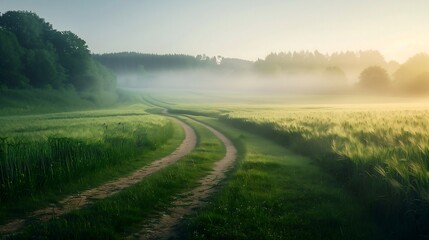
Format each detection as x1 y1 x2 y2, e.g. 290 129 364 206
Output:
181 116 386 240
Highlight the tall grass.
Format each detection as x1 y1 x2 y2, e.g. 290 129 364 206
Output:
221 106 429 239
182 117 384 240
0 107 173 203
11 118 225 239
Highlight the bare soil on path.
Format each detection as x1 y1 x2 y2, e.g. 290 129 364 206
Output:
0 117 197 235
129 118 237 240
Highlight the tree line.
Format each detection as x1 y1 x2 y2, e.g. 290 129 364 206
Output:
93 53 219 73
255 50 429 95
254 50 399 74
2 10 428 96
0 11 116 93
357 53 429 95
96 50 429 95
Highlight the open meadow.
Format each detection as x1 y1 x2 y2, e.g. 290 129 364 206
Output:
146 92 429 239
1 90 429 239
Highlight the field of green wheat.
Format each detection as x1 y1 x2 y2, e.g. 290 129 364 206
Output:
0 104 174 203
212 104 429 238
3 92 429 239
149 92 429 238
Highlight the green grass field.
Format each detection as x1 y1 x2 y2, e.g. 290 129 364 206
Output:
10 117 226 239
181 116 384 240
219 105 429 239
0 104 181 223
2 90 429 239
148 92 429 239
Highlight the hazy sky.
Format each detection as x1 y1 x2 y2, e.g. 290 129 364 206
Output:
3 0 429 62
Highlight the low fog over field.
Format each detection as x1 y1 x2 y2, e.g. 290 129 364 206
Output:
94 50 427 96
117 69 347 94
95 50 422 94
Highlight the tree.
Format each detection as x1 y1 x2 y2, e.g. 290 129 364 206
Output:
323 66 347 83
24 49 66 88
401 72 429 95
0 28 29 88
0 11 52 49
47 30 93 90
358 50 386 69
394 53 429 95
358 66 391 92
0 10 116 93
330 51 358 70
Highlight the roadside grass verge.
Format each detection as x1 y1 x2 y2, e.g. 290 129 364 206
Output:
181 117 385 240
8 118 225 239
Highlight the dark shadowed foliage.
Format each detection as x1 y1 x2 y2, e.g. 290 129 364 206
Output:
358 66 391 93
0 28 29 89
394 53 429 95
0 11 116 95
93 52 219 73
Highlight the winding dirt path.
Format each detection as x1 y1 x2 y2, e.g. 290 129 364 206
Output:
0 117 197 235
128 118 237 240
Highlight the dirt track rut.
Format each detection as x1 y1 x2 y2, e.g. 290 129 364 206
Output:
0 117 197 235
129 118 237 240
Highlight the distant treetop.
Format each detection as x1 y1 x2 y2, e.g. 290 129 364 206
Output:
93 52 218 72
254 50 396 74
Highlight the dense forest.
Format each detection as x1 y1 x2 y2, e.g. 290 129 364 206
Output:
0 11 116 94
